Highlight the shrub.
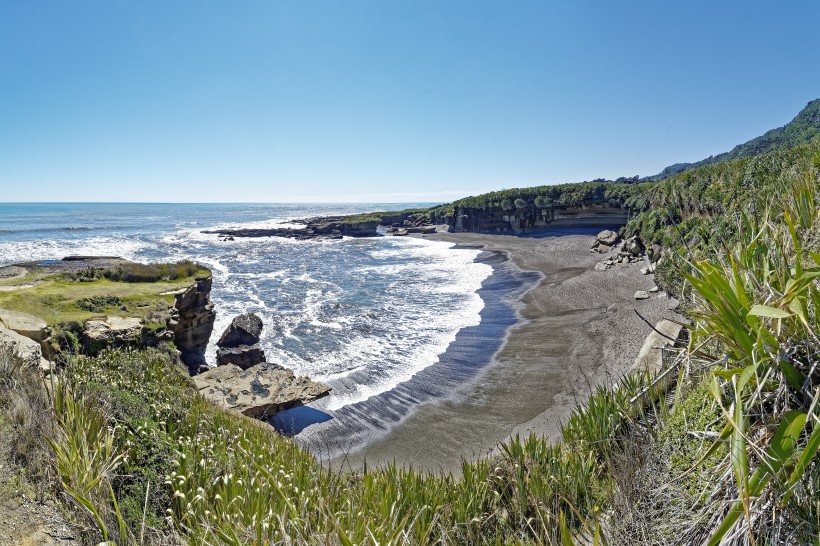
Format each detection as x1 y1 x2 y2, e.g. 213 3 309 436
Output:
76 295 121 312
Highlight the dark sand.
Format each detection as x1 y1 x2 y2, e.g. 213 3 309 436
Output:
323 229 682 474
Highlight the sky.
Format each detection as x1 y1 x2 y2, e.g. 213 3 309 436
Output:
1 1 820 203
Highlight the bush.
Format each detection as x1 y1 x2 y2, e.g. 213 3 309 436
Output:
76 295 121 312
62 260 202 284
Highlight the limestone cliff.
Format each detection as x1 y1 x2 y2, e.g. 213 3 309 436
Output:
436 204 629 233
169 275 216 372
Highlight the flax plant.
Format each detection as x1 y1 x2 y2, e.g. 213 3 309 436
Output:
49 380 129 543
683 175 820 544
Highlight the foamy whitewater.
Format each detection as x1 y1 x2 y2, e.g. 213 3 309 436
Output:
0 203 491 414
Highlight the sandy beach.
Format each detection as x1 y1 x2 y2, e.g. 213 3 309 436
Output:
328 228 683 474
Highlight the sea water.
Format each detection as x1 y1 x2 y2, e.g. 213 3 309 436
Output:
0 203 493 414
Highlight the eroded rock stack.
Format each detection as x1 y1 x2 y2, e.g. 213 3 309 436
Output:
216 313 266 369
169 275 216 372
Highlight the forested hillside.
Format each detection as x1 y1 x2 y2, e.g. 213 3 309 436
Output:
647 98 820 180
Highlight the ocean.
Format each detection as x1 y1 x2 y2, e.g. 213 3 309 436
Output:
0 203 510 429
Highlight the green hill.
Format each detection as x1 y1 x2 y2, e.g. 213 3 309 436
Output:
646 98 820 180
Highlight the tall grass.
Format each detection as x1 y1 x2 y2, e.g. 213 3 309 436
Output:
49 381 129 543
32 346 665 545
682 174 820 544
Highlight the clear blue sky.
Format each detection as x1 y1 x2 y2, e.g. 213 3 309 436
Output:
2 1 819 203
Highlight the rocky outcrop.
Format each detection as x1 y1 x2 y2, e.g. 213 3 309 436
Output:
203 217 380 241
217 313 263 347
590 230 621 253
216 344 266 369
593 234 649 271
193 362 331 419
0 324 51 374
82 317 145 354
437 204 630 234
203 226 343 241
169 276 215 372
215 313 266 370
0 266 27 280
0 308 49 343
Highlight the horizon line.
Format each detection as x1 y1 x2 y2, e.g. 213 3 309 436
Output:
0 201 447 205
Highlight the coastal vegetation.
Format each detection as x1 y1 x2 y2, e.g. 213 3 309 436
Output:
10 177 818 542
2 102 819 544
645 98 820 180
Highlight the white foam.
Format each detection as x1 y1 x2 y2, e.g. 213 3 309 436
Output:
0 236 150 266
297 237 491 410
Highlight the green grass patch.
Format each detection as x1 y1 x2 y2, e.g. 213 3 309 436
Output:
0 273 202 326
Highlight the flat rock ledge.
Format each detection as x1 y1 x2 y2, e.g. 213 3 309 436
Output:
193 363 331 419
0 308 49 343
203 216 379 241
82 316 145 354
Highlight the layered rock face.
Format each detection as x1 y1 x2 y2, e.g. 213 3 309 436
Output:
437 204 630 234
83 317 145 354
216 313 266 369
169 276 216 372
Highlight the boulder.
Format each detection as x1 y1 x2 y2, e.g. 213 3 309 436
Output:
649 243 663 264
0 324 52 374
634 291 650 300
83 317 145 354
631 319 684 375
216 344 266 370
193 363 331 419
625 236 645 256
217 313 263 348
595 230 620 246
0 308 49 342
590 242 611 253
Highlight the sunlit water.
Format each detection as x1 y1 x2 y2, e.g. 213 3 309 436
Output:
0 203 493 412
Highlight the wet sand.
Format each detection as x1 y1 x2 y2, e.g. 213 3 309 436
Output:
327 228 682 474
